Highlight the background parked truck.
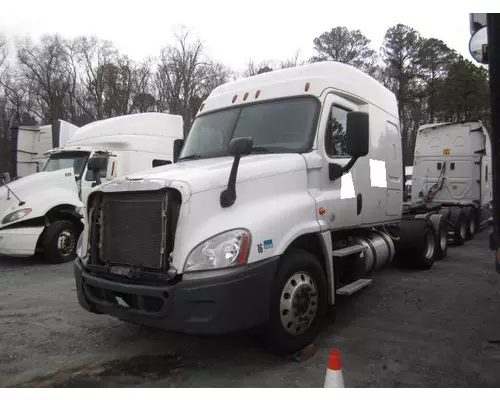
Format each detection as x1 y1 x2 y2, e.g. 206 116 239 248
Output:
410 121 492 245
0 112 184 264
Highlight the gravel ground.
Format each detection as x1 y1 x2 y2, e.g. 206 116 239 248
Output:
1 229 500 388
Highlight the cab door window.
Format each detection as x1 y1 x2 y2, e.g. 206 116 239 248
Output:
325 104 350 158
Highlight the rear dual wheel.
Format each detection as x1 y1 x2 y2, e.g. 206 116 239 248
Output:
449 208 467 246
394 219 436 270
464 207 477 240
429 213 448 260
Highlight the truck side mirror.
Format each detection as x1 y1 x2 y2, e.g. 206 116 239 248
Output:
345 111 369 158
220 137 254 208
173 139 184 163
88 155 108 186
228 137 253 156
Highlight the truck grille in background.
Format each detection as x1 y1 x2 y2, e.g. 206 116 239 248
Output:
99 191 168 269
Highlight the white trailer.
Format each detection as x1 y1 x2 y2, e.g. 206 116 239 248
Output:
73 62 447 355
10 120 78 179
0 112 184 264
410 121 492 245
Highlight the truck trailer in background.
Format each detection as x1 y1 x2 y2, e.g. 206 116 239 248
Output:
1 120 78 181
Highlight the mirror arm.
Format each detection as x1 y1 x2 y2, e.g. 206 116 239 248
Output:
92 170 102 186
342 157 359 174
220 155 242 208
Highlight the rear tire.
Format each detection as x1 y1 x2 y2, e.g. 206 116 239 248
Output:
429 213 448 260
43 220 79 264
394 219 436 270
257 248 328 355
464 207 477 240
449 207 467 246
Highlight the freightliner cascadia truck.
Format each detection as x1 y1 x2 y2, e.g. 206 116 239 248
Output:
73 61 453 354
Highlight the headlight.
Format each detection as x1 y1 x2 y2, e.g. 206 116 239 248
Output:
184 229 251 272
76 231 87 259
2 208 32 225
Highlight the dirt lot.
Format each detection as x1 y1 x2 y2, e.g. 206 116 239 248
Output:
1 229 500 388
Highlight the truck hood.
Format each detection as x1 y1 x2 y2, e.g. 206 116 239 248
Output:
98 154 307 196
0 168 78 223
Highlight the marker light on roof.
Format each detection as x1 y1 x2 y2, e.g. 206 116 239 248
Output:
243 92 249 101
305 82 310 92
199 103 205 111
232 95 238 103
255 90 261 99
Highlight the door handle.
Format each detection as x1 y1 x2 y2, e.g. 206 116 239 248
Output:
357 193 362 215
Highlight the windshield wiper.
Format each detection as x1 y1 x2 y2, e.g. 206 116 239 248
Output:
177 154 206 162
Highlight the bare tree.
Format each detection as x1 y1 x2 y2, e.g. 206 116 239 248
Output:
156 27 231 136
16 34 73 146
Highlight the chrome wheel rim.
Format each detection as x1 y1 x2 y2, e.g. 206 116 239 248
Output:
460 220 467 239
440 228 447 251
470 217 476 235
425 231 435 259
57 230 76 257
280 272 318 336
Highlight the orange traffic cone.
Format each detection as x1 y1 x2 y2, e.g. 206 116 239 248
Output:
323 349 345 388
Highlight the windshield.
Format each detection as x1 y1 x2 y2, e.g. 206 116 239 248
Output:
179 97 318 160
43 151 90 179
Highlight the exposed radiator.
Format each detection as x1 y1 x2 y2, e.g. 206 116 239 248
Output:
98 191 168 269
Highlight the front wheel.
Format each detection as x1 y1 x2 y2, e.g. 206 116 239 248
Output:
43 220 79 264
258 249 328 355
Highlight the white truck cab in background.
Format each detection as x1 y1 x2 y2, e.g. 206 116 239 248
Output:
74 62 446 355
411 121 492 244
0 112 184 264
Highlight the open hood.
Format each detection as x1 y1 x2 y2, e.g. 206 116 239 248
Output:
99 153 307 196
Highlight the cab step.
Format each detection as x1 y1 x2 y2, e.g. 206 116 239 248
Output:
332 244 367 258
336 278 372 296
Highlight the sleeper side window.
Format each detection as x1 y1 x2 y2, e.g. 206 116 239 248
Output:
325 104 349 157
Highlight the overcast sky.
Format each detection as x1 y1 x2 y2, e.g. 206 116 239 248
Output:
0 0 498 73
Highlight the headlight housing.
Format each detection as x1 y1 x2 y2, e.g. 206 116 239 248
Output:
76 231 87 259
2 208 32 225
184 229 251 272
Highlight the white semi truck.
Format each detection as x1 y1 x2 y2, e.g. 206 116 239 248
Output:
0 112 184 264
73 62 450 354
410 121 492 245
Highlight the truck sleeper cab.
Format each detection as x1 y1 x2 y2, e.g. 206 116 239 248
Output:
74 62 439 354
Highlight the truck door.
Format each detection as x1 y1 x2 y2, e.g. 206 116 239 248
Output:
317 93 363 230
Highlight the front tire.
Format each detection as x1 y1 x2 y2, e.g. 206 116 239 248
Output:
43 220 79 264
258 249 328 355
